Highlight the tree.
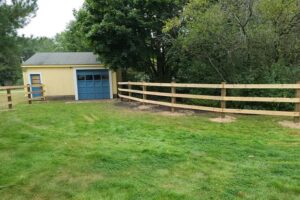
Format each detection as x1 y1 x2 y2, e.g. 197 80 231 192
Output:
80 0 188 81
18 36 57 61
55 10 92 52
164 0 299 110
0 0 37 85
166 0 300 84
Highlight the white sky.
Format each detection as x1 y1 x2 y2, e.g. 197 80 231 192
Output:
18 0 84 38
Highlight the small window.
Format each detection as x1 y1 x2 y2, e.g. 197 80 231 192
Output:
101 74 109 80
86 75 93 80
94 74 101 80
30 74 41 84
77 75 85 81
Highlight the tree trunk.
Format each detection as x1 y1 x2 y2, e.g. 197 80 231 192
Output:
156 51 171 82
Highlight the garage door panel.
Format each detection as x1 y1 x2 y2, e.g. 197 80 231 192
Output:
86 82 94 87
102 88 110 93
78 84 87 89
77 69 110 100
95 93 103 99
94 81 101 87
102 94 110 99
102 81 110 86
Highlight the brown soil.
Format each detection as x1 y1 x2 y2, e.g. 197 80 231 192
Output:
209 116 236 123
158 111 187 117
135 105 159 110
178 110 195 115
115 101 198 116
279 121 300 129
66 100 113 104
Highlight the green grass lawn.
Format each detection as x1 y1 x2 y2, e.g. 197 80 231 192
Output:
0 101 299 200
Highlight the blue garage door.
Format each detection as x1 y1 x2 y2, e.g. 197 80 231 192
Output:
77 70 110 100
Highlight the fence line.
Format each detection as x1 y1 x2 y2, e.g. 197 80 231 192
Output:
118 81 300 122
0 84 46 110
118 82 300 89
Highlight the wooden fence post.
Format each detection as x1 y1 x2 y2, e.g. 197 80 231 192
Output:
171 80 176 112
7 89 12 109
143 82 147 105
221 82 227 118
41 84 46 101
118 83 122 101
27 84 32 104
295 81 300 123
128 82 132 102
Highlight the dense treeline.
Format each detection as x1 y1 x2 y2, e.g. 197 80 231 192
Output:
61 0 298 110
165 0 300 110
18 36 57 60
168 0 300 85
68 0 298 110
1 0 298 86
64 0 299 85
1 0 299 110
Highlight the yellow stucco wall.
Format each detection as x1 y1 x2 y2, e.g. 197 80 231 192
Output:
22 65 118 99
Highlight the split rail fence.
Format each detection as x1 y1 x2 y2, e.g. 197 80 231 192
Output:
118 82 300 122
0 84 46 110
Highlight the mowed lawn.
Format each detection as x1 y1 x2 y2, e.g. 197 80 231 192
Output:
0 101 299 200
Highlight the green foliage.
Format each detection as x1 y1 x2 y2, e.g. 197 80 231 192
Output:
0 0 37 85
168 0 300 84
165 0 300 110
55 10 92 52
0 101 299 199
80 0 187 81
18 36 57 60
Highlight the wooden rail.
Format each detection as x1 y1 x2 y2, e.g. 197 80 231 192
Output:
118 82 300 89
0 84 46 110
118 82 300 121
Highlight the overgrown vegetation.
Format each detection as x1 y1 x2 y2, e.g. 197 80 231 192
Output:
167 0 299 84
165 0 300 110
66 0 299 84
0 101 299 199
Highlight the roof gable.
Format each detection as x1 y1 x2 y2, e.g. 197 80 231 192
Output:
23 52 102 66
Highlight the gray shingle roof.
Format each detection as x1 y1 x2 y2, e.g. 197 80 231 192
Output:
23 52 101 66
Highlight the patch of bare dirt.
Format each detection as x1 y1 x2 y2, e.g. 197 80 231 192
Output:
178 110 195 115
135 104 159 110
115 101 211 117
66 100 114 104
157 110 196 117
279 121 300 129
209 116 236 123
158 111 187 117
114 100 139 108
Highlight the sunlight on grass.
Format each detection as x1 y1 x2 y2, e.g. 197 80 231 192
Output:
0 101 299 199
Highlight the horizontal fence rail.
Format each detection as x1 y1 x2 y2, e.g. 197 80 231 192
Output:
0 84 46 110
118 82 300 89
118 82 300 121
